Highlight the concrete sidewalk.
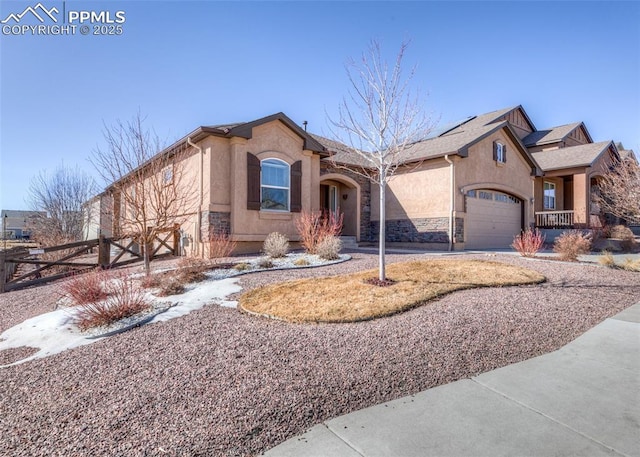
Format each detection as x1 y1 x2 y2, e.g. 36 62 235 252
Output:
264 304 640 457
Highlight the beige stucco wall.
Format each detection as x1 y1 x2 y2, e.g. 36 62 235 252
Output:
227 120 321 242
370 159 451 221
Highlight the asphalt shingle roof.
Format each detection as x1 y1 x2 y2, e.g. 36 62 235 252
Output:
523 123 583 147
530 141 612 171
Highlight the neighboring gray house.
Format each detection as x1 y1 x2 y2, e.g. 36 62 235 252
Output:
1 210 46 239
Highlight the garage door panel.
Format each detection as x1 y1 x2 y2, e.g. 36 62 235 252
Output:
465 192 522 249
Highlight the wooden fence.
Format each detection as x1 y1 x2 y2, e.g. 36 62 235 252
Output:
0 227 179 293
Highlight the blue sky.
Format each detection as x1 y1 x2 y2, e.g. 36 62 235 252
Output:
1 1 639 210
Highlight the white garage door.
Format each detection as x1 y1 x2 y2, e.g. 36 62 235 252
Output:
465 190 522 249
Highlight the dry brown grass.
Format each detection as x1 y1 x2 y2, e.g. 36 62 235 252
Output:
239 259 545 323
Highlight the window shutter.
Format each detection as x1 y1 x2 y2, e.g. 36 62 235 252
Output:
290 160 302 212
247 152 261 210
492 141 498 161
503 144 507 162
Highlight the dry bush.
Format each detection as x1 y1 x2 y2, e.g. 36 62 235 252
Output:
233 262 251 271
73 273 151 330
157 278 185 296
293 257 310 267
511 228 545 257
598 251 615 268
553 231 592 261
609 225 637 252
208 230 237 260
140 274 163 289
620 258 640 272
59 269 109 305
316 235 342 260
176 256 210 283
257 258 274 269
263 232 289 258
295 210 343 254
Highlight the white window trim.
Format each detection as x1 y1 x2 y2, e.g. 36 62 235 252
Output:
543 181 556 210
495 142 506 164
260 158 290 212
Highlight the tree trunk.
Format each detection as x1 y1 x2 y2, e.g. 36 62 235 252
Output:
379 181 386 281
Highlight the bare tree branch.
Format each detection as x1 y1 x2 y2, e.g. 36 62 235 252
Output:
594 157 640 224
91 113 198 274
27 163 98 245
327 39 435 280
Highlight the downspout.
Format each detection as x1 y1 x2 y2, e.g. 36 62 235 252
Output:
444 155 455 251
187 137 203 257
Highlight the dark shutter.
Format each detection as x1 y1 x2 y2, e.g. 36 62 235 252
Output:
247 152 261 210
290 160 302 213
492 141 498 161
502 144 507 162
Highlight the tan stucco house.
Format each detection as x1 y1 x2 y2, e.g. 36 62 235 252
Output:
92 106 632 254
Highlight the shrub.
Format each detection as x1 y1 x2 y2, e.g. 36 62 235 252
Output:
73 273 151 330
176 256 210 283
295 210 343 254
233 262 251 271
208 230 237 261
609 225 637 252
553 231 592 261
316 235 342 260
293 257 310 267
257 258 274 269
157 278 186 296
598 250 615 268
263 232 289 258
140 273 163 289
511 228 545 257
59 269 109 305
620 258 640 272
610 225 634 240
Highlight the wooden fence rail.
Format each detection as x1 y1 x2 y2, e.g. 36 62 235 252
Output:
0 227 179 293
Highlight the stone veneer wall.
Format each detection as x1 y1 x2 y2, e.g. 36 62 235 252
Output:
201 211 231 239
369 217 464 244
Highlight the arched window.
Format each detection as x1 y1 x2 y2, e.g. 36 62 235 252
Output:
261 159 290 211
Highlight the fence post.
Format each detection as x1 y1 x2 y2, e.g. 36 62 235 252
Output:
98 235 111 268
0 252 6 293
173 224 180 256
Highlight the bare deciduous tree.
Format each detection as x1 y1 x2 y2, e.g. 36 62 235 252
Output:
91 113 197 274
327 40 434 281
595 157 640 224
27 163 98 245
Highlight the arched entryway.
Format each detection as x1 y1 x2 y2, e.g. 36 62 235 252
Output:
320 174 361 240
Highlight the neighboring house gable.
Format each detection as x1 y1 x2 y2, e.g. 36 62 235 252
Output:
1 210 46 239
524 122 593 152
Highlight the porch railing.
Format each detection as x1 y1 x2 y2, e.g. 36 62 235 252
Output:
535 210 574 228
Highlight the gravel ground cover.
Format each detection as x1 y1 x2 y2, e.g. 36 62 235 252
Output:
0 251 639 456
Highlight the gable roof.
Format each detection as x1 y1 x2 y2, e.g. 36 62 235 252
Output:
530 141 617 171
184 112 327 155
315 120 541 175
442 105 536 136
523 122 593 147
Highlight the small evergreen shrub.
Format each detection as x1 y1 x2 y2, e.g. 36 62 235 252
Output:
511 228 545 257
553 231 592 261
263 232 289 258
316 235 342 260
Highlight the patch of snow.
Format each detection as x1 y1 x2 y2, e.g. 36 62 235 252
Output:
1 253 350 367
